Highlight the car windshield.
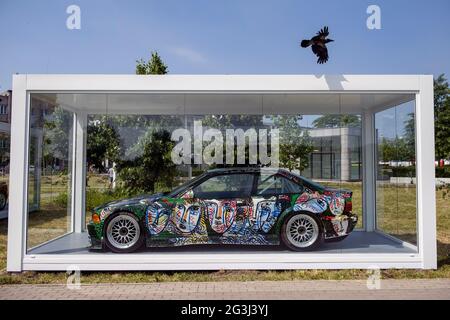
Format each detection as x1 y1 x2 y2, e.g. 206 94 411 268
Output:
167 172 208 197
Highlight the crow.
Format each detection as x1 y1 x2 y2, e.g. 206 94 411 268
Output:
301 26 334 64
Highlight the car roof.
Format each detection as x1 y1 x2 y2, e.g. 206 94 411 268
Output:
205 167 324 191
206 166 295 177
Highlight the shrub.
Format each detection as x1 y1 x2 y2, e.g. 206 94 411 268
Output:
53 187 139 211
436 166 450 178
53 191 68 208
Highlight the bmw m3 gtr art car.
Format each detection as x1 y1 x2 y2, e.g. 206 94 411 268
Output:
87 167 358 253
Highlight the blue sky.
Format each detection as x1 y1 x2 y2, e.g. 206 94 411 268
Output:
0 0 449 90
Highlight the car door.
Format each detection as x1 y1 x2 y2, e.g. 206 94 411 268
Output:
192 173 255 236
251 172 304 233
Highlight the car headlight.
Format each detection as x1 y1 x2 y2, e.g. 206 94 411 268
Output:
92 213 101 224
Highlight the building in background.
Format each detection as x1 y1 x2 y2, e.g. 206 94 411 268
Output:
0 90 12 172
303 127 362 182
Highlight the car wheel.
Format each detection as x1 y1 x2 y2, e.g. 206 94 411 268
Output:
104 212 144 253
281 212 323 251
0 192 6 210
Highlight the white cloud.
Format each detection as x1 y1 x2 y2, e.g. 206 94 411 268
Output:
170 47 207 64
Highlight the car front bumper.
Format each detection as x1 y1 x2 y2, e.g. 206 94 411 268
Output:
87 222 103 250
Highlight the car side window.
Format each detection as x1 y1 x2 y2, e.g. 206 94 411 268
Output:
256 173 303 196
192 173 255 199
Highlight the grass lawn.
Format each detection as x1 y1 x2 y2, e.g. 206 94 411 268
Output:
0 174 449 284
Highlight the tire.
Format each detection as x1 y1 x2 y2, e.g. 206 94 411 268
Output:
0 192 6 211
104 212 144 253
280 212 323 251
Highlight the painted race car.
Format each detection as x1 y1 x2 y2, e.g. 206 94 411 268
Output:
87 167 358 253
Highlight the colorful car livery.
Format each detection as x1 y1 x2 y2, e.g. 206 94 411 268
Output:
87 167 358 253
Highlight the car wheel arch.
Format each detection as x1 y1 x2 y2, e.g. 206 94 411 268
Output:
275 207 324 235
102 209 146 238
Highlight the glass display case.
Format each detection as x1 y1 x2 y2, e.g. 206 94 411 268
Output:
7 75 436 271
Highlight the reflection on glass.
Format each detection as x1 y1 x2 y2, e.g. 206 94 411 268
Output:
304 114 362 228
84 102 365 229
375 101 417 245
86 114 184 201
27 94 74 250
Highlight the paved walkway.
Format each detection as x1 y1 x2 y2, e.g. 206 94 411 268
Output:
1 279 449 300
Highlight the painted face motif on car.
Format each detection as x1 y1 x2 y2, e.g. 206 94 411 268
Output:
329 197 345 216
260 201 282 233
248 198 280 233
173 203 202 233
206 200 237 234
146 203 170 235
89 170 358 253
331 216 349 236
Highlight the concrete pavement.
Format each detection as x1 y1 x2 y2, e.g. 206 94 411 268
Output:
1 279 449 300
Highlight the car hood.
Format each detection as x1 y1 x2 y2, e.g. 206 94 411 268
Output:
93 192 165 211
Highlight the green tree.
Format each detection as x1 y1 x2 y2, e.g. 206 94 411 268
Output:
110 51 177 193
378 136 412 162
434 74 450 160
273 115 314 172
117 130 176 194
86 118 120 171
203 115 263 129
312 114 361 128
403 112 416 162
378 137 395 162
43 107 73 170
136 51 168 75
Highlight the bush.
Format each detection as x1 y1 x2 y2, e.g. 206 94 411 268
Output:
377 165 415 180
436 166 450 178
53 191 69 208
53 187 138 211
391 166 415 177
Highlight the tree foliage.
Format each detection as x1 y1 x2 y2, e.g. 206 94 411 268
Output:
201 115 266 167
117 130 176 194
202 115 263 129
312 114 361 128
86 118 120 171
43 107 73 170
107 50 176 193
434 74 450 160
136 51 168 75
273 115 314 172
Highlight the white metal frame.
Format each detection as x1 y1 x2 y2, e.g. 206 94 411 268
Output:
7 74 437 271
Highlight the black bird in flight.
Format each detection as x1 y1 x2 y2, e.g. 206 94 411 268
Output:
301 26 334 64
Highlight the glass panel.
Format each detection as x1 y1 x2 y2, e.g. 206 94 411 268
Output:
22 92 421 255
256 173 303 195
86 112 185 211
375 100 417 245
193 174 254 199
302 111 363 228
27 94 74 250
